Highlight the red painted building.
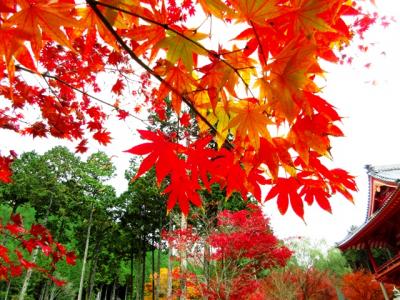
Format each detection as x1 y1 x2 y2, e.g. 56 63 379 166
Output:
338 165 400 285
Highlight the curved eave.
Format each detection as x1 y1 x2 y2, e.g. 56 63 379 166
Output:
338 187 400 251
366 164 400 183
367 177 399 218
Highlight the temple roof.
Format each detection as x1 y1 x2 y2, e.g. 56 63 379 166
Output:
337 187 400 250
338 164 400 250
366 164 400 183
338 164 400 284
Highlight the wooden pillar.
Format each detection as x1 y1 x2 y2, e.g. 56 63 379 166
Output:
367 246 390 300
379 282 390 300
366 246 378 272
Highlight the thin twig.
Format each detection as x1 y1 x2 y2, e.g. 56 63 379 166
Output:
15 65 149 125
86 0 233 149
93 0 256 99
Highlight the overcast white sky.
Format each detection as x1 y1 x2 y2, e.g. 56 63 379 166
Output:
1 0 399 246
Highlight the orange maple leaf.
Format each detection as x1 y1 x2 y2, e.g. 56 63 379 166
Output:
289 0 336 35
228 0 284 25
6 0 80 56
154 60 199 114
0 27 36 81
267 40 318 122
77 1 136 50
128 3 168 60
288 114 342 164
228 99 271 150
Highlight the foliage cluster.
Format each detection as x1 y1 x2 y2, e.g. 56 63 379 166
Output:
0 0 385 219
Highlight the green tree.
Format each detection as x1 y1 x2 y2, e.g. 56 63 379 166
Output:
115 161 168 300
0 147 120 299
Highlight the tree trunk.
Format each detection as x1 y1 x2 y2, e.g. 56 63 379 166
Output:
124 284 128 300
43 280 50 300
130 240 134 300
88 242 101 300
179 213 187 300
103 285 108 300
152 239 155 300
4 279 11 300
96 286 102 300
111 280 117 300
380 282 390 300
18 248 39 300
78 204 95 300
155 212 163 300
135 257 141 300
38 281 47 300
141 236 146 300
49 284 56 300
167 216 173 299
155 239 161 300
204 243 211 293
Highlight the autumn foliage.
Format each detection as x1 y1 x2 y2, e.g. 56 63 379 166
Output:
262 267 338 300
342 270 394 300
164 205 292 299
0 0 381 218
0 213 75 286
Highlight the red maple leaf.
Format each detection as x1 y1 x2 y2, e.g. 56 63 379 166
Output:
117 109 129 120
299 179 332 213
6 223 25 236
10 265 23 277
265 177 304 219
179 112 191 127
11 213 22 226
125 130 184 184
0 154 15 183
22 238 37 254
93 130 111 145
163 161 202 214
29 223 47 237
75 139 88 153
111 78 125 95
0 245 10 264
48 275 66 287
66 251 76 265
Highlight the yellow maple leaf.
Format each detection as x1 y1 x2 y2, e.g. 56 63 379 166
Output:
156 29 208 71
228 99 271 150
198 0 233 19
206 101 233 149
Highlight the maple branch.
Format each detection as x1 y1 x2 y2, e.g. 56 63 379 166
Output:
87 0 233 149
15 65 149 125
93 1 256 98
0 111 29 128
